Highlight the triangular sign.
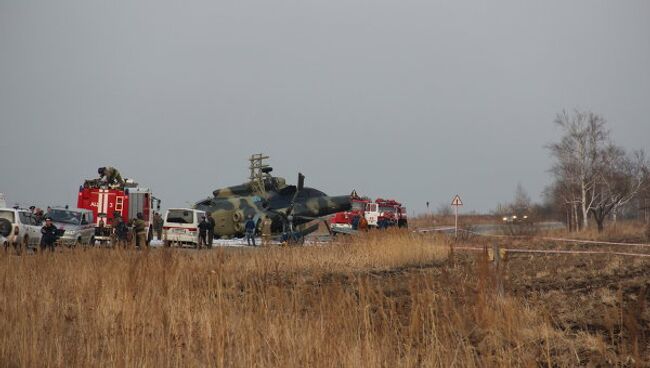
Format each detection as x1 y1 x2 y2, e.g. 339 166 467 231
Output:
451 195 463 206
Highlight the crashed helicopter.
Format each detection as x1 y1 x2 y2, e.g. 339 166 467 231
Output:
194 154 351 240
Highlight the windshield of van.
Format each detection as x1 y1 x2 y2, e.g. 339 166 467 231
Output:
48 209 82 225
0 210 15 223
166 210 194 224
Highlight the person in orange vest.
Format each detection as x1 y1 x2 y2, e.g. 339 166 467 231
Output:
358 216 369 231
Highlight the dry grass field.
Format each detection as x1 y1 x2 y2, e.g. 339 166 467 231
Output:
1 228 649 367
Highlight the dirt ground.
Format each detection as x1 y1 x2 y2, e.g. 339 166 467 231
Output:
1 230 648 367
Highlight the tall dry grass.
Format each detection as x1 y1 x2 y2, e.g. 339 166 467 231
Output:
0 232 594 367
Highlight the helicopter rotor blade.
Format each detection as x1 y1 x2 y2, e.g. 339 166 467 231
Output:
286 172 306 218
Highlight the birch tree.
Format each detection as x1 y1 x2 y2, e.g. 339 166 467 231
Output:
590 149 648 231
547 110 649 232
547 110 607 230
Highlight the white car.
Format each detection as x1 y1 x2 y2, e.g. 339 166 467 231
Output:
0 207 43 252
162 208 206 247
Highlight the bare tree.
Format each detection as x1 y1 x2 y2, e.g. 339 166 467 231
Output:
589 149 648 231
545 177 581 231
547 110 608 230
641 167 650 224
547 110 650 232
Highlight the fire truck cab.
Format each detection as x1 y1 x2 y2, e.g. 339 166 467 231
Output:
369 198 408 229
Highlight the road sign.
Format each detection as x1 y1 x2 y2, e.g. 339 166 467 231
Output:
451 195 463 238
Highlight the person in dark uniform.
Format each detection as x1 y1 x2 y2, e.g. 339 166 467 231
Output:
244 215 256 246
351 215 360 230
153 212 163 240
114 215 129 248
197 215 211 249
40 217 58 252
206 213 215 248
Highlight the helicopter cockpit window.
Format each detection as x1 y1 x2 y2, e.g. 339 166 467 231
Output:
166 210 194 224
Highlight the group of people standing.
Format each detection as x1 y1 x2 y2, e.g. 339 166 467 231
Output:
109 211 149 249
351 214 369 231
197 213 216 248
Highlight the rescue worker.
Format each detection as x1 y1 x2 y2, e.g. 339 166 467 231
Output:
351 215 360 230
40 217 58 252
358 216 369 231
98 166 125 187
132 212 147 249
261 217 273 245
153 212 163 240
244 215 256 246
113 213 129 248
197 215 211 249
206 213 215 248
33 208 44 223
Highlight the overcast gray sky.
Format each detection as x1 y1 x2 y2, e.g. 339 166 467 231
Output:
1 0 649 214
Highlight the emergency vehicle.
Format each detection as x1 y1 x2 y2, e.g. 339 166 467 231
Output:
329 196 371 232
330 195 408 231
77 182 160 244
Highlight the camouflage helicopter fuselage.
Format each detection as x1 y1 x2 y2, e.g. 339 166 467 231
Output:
194 176 350 238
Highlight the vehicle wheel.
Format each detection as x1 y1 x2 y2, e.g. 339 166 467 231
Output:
74 238 82 248
164 240 171 247
0 218 12 237
88 236 95 246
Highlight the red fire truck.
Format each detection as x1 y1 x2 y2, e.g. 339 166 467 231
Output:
77 183 160 244
367 198 408 228
330 195 408 232
330 196 371 232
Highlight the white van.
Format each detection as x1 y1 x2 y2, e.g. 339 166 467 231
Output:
162 208 206 247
